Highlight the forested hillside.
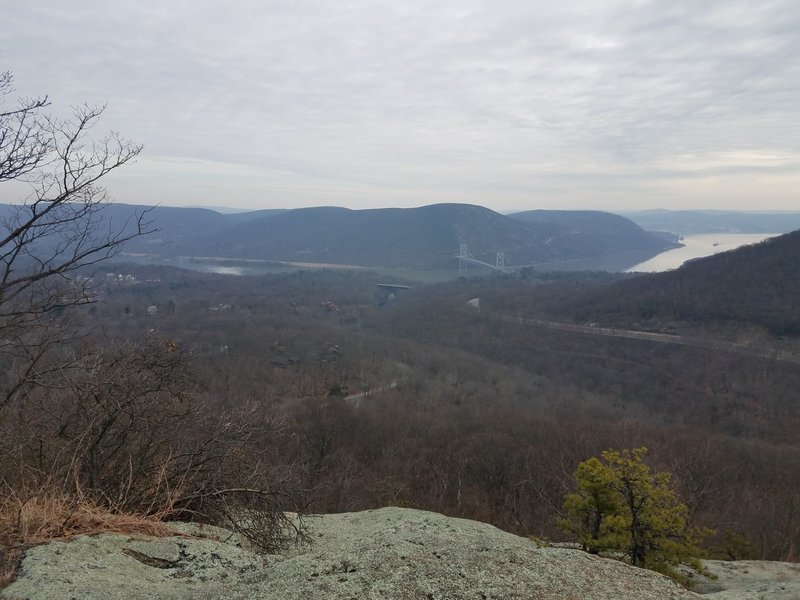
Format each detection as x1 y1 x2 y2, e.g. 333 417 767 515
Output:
510 209 677 251
28 259 797 562
528 230 800 336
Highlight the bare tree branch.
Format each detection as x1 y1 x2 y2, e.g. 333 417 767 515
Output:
0 69 152 412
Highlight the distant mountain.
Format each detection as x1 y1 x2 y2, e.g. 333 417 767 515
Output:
621 210 800 235
204 204 553 268
218 208 288 224
193 204 676 270
0 202 677 272
90 205 287 256
553 230 800 335
0 203 227 262
510 210 678 252
184 205 267 214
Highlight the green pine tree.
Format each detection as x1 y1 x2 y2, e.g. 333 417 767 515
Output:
559 448 712 586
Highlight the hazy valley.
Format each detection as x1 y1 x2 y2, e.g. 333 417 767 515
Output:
3 195 800 598
20 208 800 555
4 3 800 594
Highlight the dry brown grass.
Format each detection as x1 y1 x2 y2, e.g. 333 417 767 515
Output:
0 485 181 589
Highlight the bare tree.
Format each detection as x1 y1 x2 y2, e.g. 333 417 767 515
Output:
0 69 152 409
0 72 313 562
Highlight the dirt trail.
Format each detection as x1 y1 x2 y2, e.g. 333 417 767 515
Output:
344 381 399 406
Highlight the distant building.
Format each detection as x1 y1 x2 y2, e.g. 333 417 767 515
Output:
377 283 411 306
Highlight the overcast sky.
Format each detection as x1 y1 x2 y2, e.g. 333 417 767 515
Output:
2 0 799 212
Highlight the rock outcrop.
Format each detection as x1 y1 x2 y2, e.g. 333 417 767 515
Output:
687 560 800 599
2 507 797 599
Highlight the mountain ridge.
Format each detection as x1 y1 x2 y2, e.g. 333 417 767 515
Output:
94 202 677 271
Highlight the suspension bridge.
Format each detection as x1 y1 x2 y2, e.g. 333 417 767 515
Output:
456 243 515 276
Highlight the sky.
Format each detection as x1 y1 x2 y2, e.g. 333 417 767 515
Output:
2 0 799 212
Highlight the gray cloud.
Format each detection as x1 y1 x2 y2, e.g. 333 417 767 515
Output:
2 0 799 210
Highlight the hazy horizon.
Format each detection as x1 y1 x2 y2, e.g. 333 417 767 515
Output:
129 203 800 215
3 1 798 212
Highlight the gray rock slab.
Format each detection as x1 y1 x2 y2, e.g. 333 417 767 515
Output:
1 530 269 600
239 507 698 600
690 560 800 599
2 506 778 600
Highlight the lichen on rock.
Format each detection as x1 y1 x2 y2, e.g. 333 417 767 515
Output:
2 507 794 599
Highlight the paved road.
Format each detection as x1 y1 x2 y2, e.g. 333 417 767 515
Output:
492 313 800 365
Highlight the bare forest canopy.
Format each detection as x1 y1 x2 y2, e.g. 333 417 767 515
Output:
0 203 680 274
45 228 800 562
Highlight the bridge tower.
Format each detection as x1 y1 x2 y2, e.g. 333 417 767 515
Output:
496 252 505 270
458 243 469 277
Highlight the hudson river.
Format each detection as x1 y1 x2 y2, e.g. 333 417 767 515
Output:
628 233 779 272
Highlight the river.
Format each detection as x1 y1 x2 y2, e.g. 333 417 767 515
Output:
628 233 780 272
